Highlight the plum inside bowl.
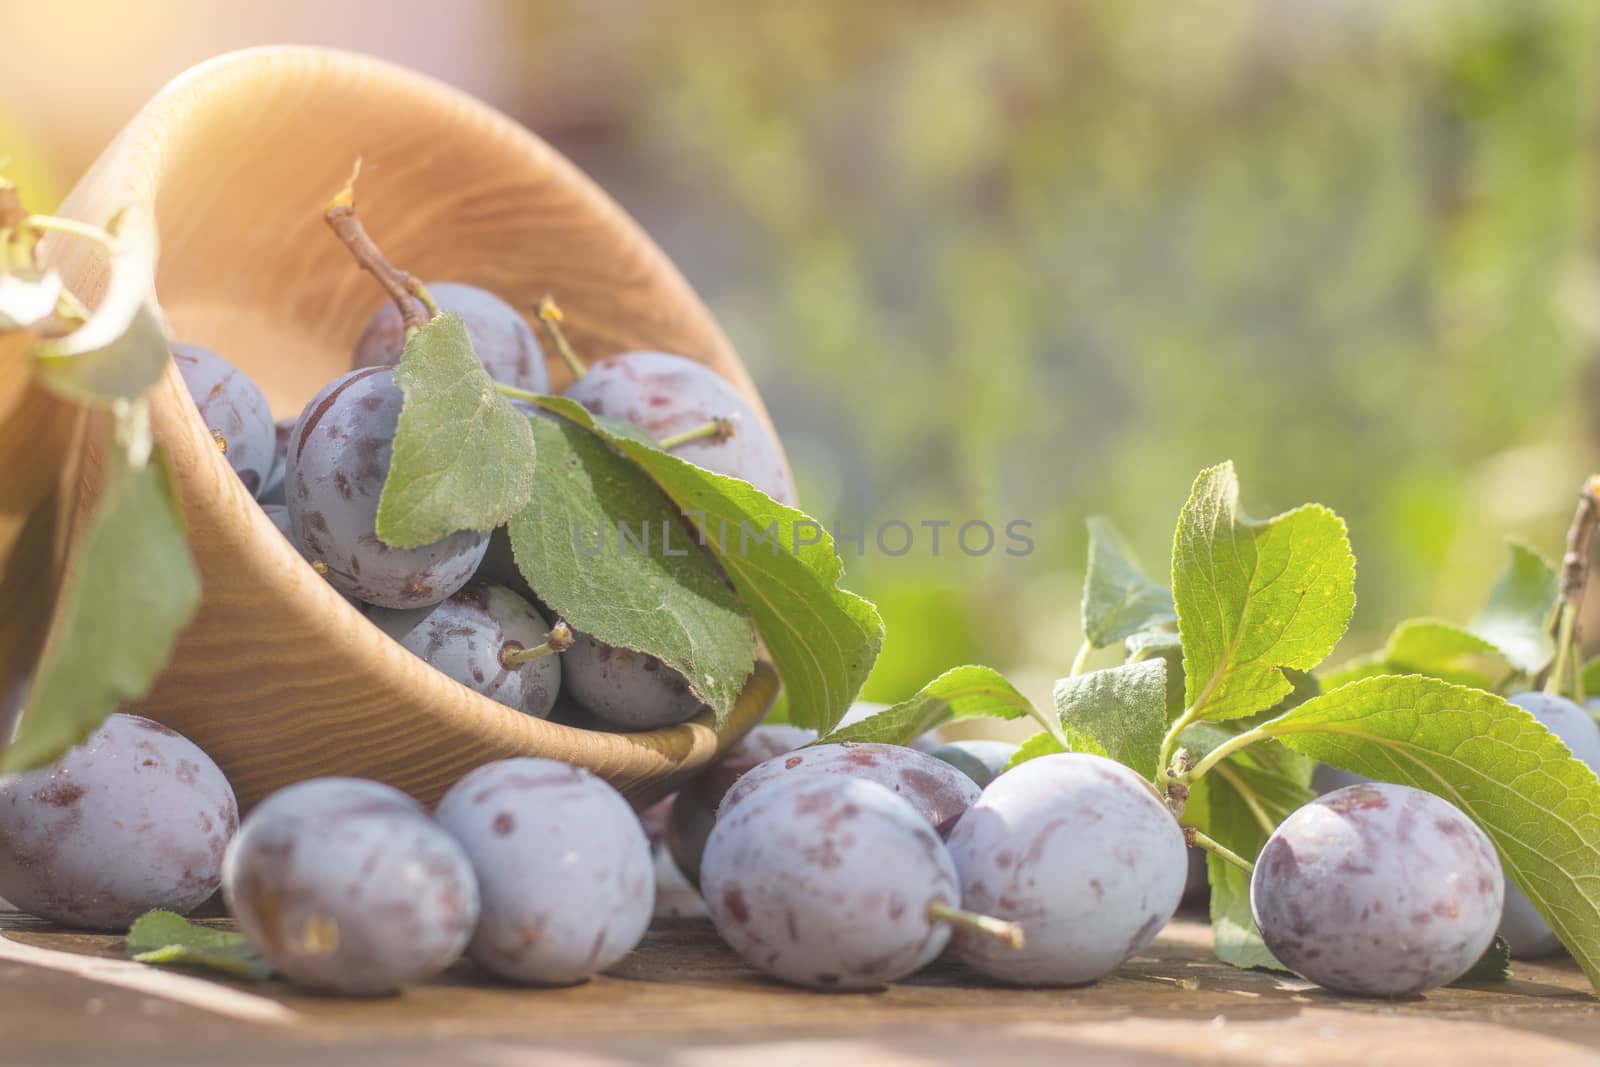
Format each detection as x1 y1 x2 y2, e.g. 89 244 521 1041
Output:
39 46 782 810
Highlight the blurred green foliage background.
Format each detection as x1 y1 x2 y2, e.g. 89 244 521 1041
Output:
8 0 1600 708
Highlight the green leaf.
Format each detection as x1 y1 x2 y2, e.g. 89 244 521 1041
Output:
0 268 61 330
33 208 168 402
1190 762 1312 970
506 414 754 722
1470 541 1560 675
1053 659 1169 780
1006 729 1068 769
1322 618 1503 690
3 446 200 772
1082 516 1176 648
376 313 537 548
532 396 883 734
126 910 270 980
1455 935 1512 985
1584 657 1600 700
33 304 171 403
818 665 1046 746
1181 722 1313 787
1260 675 1600 993
1172 462 1356 723
1126 629 1185 717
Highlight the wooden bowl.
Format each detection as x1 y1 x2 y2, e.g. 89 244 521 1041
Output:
40 46 782 810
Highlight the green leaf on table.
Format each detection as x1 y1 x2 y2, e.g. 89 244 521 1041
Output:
1456 935 1512 984
3 446 199 773
1006 729 1068 770
506 414 754 722
1470 541 1559 675
1082 516 1176 648
1259 674 1600 993
1187 762 1312 970
1054 659 1169 780
818 665 1046 746
376 313 536 548
126 910 270 980
532 396 883 734
1127 629 1185 716
32 208 168 402
1172 462 1355 723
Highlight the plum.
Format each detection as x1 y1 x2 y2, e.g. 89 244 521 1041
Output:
1498 691 1600 958
367 583 563 719
1252 781 1503 996
286 367 488 608
352 282 548 395
256 417 295 506
172 344 275 496
1311 763 1370 795
0 714 238 930
703 775 989 990
928 739 1019 788
665 723 817 886
223 777 478 996
945 752 1186 985
718 741 979 838
564 351 794 505
563 633 706 730
434 758 653 985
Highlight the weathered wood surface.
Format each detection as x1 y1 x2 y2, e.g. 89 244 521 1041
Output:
2 910 1598 1066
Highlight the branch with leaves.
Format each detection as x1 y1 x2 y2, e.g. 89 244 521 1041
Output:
829 463 1600 994
0 177 200 774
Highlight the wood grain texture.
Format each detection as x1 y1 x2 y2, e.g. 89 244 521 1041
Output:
27 46 785 810
2 914 1598 1066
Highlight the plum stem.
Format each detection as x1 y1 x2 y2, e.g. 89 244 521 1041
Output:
323 159 435 334
1154 705 1199 801
502 621 574 667
927 901 1024 949
23 214 117 253
660 416 738 450
495 382 545 406
1182 725 1272 784
537 296 587 380
1185 826 1254 875
1212 761 1277 838
1544 475 1600 699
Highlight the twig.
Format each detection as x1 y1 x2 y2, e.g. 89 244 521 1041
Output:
323 160 434 332
1544 475 1600 697
1184 826 1254 875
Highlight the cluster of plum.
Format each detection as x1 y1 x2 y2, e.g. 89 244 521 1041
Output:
673 729 1508 997
0 712 655 994
0 691 1555 1000
175 275 791 731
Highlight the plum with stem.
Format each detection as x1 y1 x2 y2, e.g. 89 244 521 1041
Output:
945 752 1187 986
367 585 568 718
702 775 1020 990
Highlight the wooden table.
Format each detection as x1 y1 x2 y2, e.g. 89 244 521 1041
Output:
2 910 1598 1066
